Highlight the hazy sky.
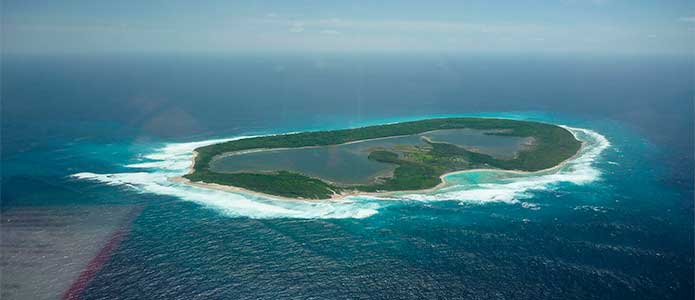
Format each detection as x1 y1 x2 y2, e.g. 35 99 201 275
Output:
2 0 693 54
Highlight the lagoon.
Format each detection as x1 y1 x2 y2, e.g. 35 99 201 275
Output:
209 129 531 185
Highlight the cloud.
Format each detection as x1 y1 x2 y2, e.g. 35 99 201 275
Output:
6 12 689 54
320 18 342 24
289 22 304 33
260 17 546 36
319 30 341 35
560 0 610 5
4 23 173 34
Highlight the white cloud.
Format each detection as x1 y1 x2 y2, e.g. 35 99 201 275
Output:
289 22 304 33
322 18 342 24
319 30 341 35
560 0 610 5
253 15 564 38
4 23 174 34
260 17 546 36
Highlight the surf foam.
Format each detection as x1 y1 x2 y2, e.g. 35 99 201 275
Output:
392 126 610 204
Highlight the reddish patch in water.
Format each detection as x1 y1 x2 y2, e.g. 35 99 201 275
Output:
62 208 141 300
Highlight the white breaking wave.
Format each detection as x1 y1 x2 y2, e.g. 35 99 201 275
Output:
70 126 609 219
393 126 611 203
72 135 381 219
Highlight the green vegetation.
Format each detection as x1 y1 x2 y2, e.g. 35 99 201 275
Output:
184 118 581 199
188 170 340 199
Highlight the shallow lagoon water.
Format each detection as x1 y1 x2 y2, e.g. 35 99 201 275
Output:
209 128 530 185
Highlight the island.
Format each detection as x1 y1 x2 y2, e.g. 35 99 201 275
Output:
179 118 582 200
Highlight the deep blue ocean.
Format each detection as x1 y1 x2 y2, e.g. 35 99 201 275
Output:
2 53 693 299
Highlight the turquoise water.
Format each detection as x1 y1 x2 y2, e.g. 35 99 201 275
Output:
2 54 692 299
209 128 528 185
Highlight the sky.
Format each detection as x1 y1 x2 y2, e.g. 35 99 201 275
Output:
2 0 694 55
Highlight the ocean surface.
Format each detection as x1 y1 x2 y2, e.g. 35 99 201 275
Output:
2 53 693 299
